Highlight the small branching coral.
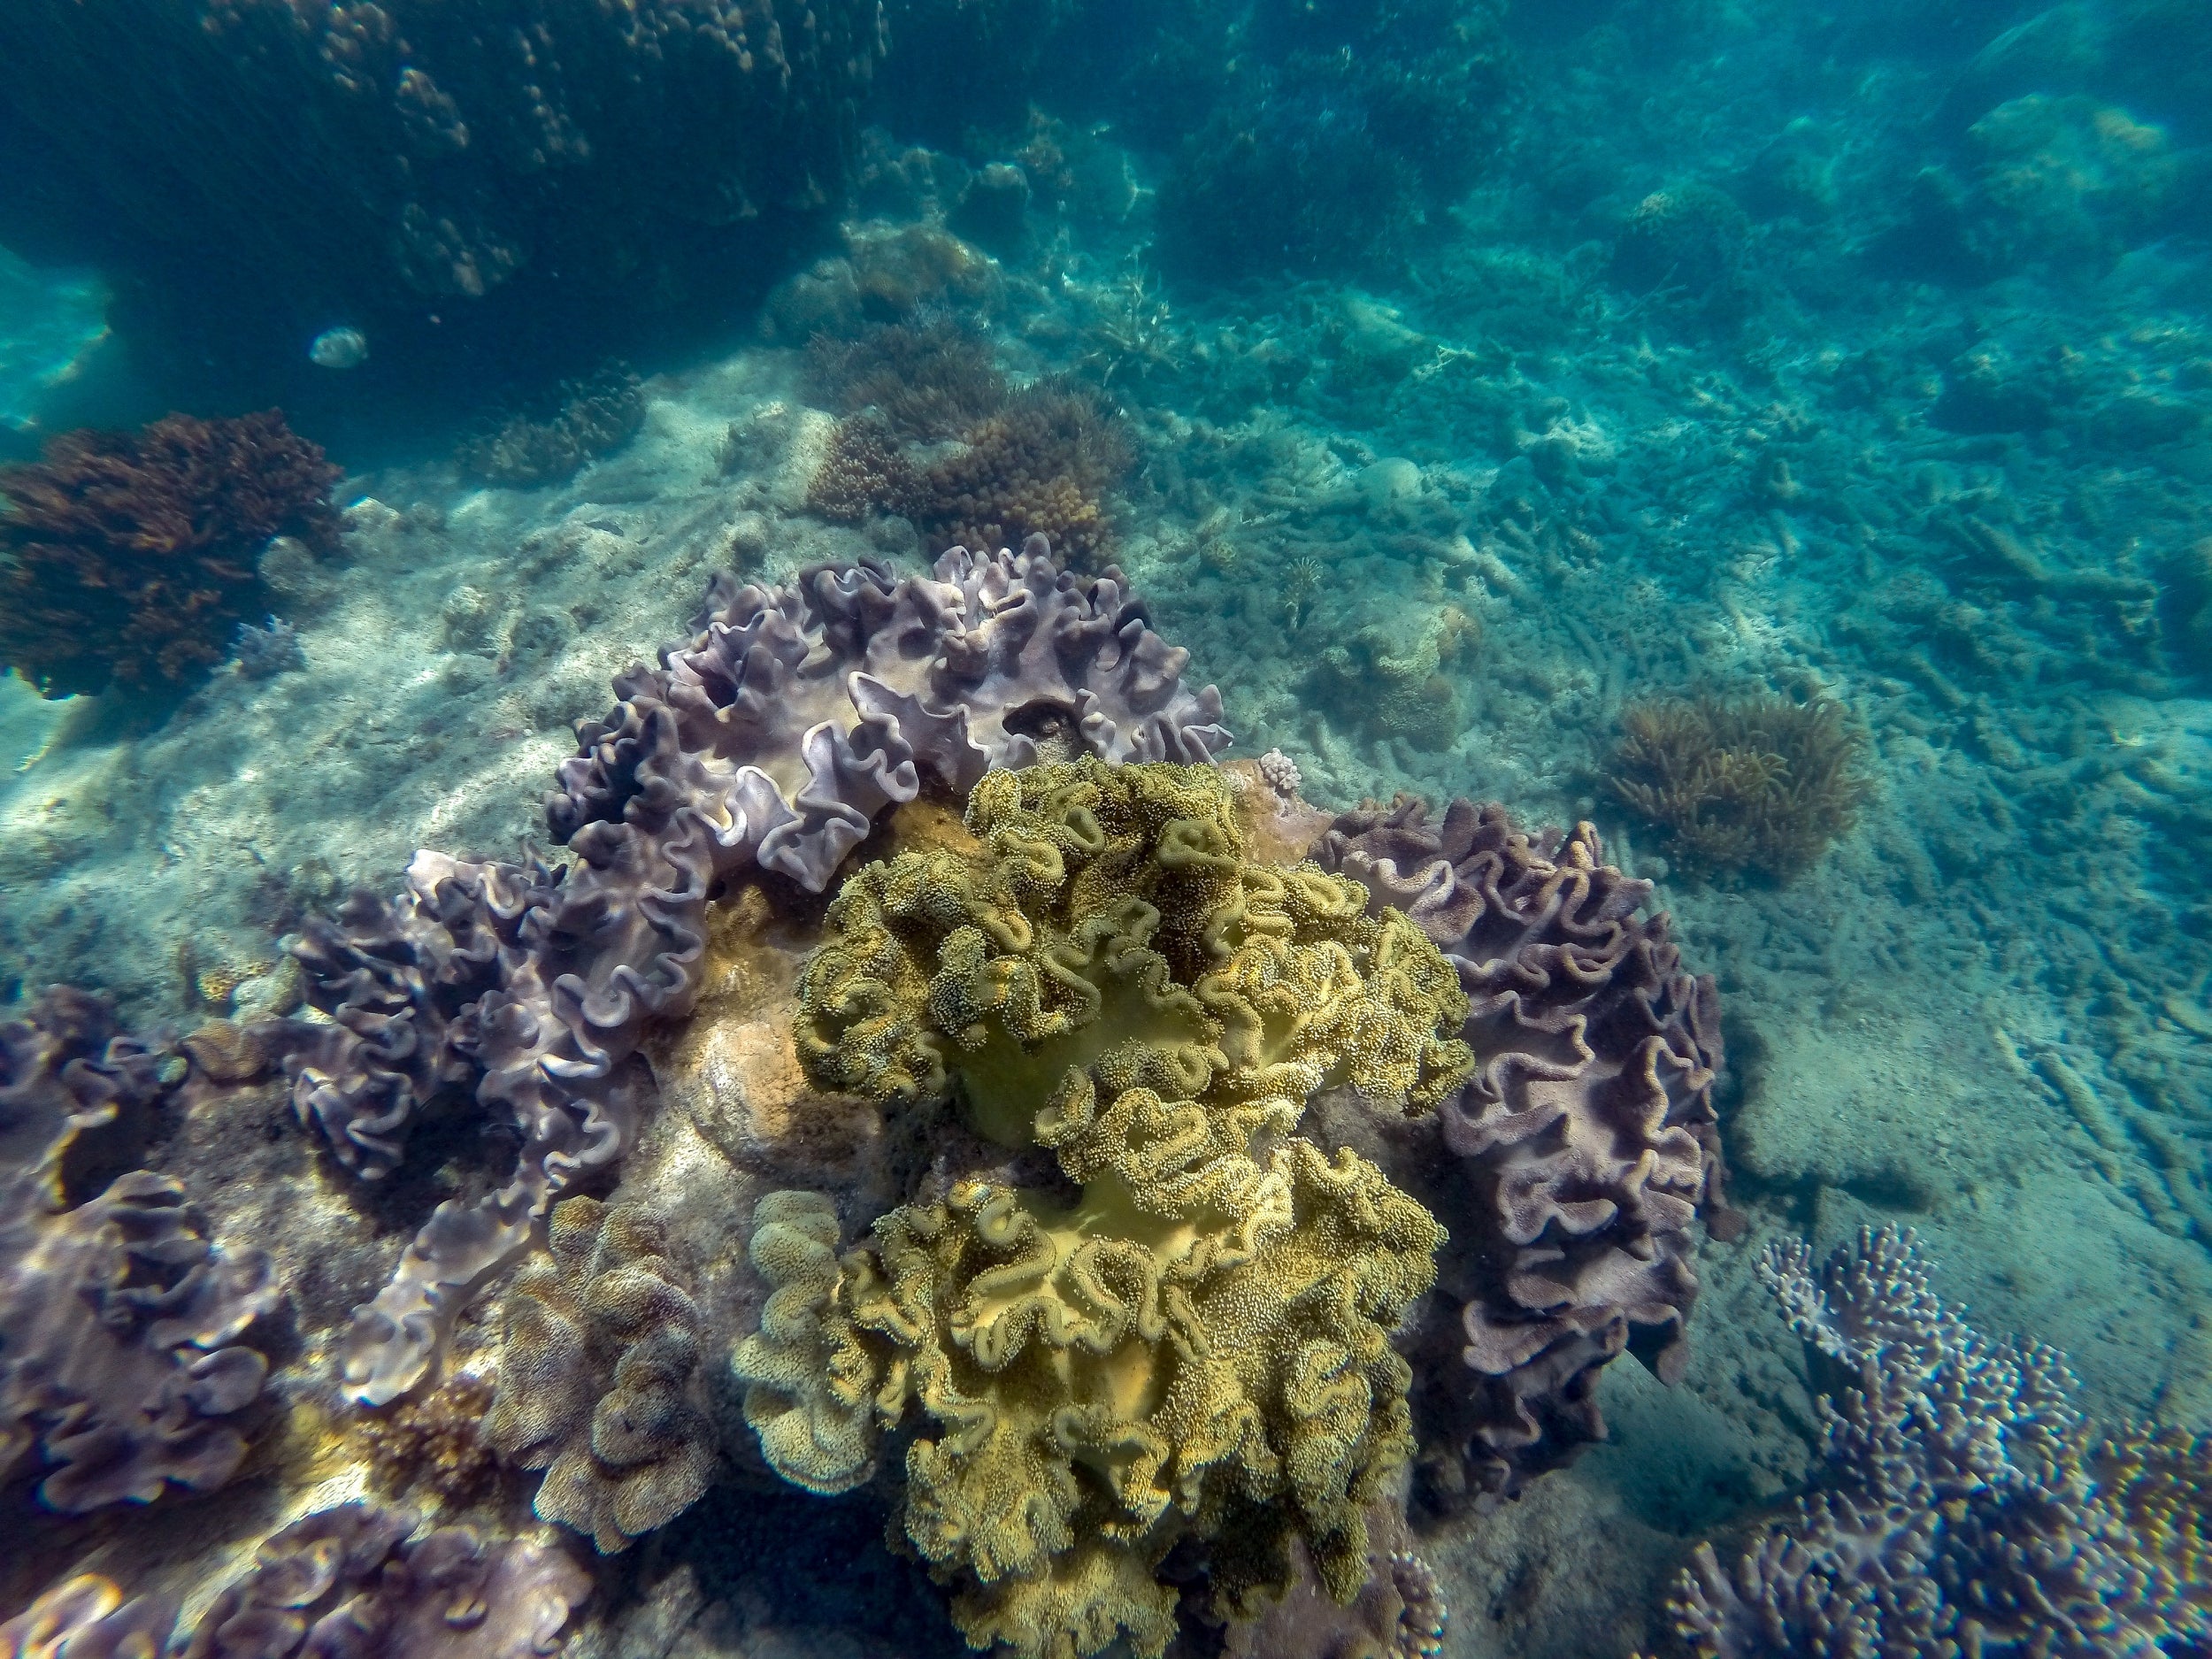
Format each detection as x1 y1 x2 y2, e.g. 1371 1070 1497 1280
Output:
733 757 1472 1659
0 411 340 696
806 379 1137 566
1608 693 1868 880
805 311 1008 441
456 365 645 487
1653 1227 2212 1659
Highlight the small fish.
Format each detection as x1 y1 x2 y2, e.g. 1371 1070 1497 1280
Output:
309 326 368 369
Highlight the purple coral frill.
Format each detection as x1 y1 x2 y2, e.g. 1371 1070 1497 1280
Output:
1311 795 1740 1502
1 990 280 1513
1663 1226 2210 1659
280 536 1232 1406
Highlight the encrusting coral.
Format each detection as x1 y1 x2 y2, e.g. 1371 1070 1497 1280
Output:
274 539 1229 1409
485 1196 715 1554
1312 795 1739 1504
1608 693 1869 881
0 411 341 697
0 989 281 1513
1654 1227 2212 1659
734 757 1471 1659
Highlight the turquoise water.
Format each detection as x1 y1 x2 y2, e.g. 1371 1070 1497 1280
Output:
1 3 2208 1656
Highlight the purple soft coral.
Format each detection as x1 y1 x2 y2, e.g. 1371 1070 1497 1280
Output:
280 536 1232 1405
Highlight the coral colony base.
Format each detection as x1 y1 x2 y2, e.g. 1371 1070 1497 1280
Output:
5 2 2212 1656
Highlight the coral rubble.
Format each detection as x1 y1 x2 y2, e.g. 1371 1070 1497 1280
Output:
0 411 341 697
277 540 1229 1408
1657 1227 2212 1658
736 757 1470 1659
1312 795 1739 1503
1608 695 1870 881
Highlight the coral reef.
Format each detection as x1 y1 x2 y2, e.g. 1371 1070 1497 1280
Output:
277 540 1230 1407
1609 184 1755 317
1311 796 1739 1503
910 382 1135 566
737 757 1470 1659
457 369 647 488
0 988 281 1513
1655 1227 2212 1658
809 380 1137 567
1307 620 1474 754
1155 0 1517 280
180 1502 588 1659
805 418 915 524
5 1504 587 1659
0 2 887 384
1218 1497 1448 1659
362 1372 500 1509
804 313 1007 442
2 1577 176 1659
485 1196 714 1554
230 617 303 680
1608 695 1869 881
0 411 341 697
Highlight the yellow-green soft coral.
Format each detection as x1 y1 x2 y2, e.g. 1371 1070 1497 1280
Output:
733 758 1470 1659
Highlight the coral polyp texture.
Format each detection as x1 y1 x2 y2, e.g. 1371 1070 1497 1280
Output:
485 1196 715 1554
736 757 1471 1659
0 990 280 1512
276 538 1229 1408
0 411 341 697
1608 694 1869 881
1312 795 1739 1502
1657 1227 2212 1659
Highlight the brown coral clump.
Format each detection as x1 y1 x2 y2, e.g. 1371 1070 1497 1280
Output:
363 1371 501 1509
0 411 341 697
912 380 1135 566
1608 693 1868 880
805 416 918 523
805 311 1007 441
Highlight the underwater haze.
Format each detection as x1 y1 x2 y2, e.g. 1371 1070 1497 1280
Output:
2 2 2210 1656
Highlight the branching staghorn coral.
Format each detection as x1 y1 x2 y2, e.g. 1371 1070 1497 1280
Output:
0 411 341 696
1655 1226 2212 1659
276 540 1229 1409
805 313 1008 442
1313 795 1738 1504
734 757 1471 1659
486 1196 714 1553
1608 693 1869 881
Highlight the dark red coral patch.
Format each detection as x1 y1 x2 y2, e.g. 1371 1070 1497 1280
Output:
0 410 341 697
